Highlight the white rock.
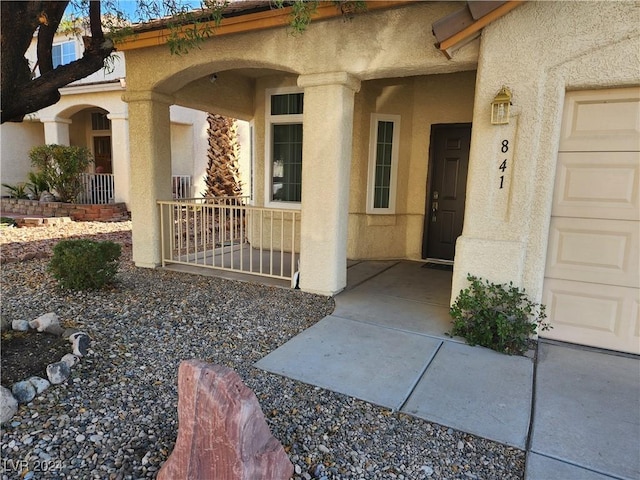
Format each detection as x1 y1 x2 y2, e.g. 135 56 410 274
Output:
46 361 71 385
0 387 18 424
421 465 434 476
61 353 80 367
11 320 30 331
26 376 50 394
69 332 90 357
29 312 59 332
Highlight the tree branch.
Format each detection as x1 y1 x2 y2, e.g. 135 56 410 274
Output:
1 0 115 123
37 1 68 75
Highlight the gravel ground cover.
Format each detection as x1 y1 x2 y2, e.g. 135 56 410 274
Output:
0 221 525 480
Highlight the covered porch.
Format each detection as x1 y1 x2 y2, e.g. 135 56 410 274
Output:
158 197 300 284
119 1 481 298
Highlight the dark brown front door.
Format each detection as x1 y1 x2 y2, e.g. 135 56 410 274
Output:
422 124 471 261
93 136 112 173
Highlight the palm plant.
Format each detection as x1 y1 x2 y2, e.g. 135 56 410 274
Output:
202 113 243 200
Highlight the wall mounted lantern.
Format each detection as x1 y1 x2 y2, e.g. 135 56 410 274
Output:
491 86 512 125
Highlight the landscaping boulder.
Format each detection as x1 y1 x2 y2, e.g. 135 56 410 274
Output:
69 332 90 357
158 360 293 480
11 320 29 331
0 387 18 424
46 361 71 385
11 381 36 404
29 312 60 333
61 353 80 367
39 191 55 202
27 376 50 395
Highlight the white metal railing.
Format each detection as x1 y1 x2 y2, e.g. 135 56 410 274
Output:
79 173 115 204
172 175 192 199
158 197 300 282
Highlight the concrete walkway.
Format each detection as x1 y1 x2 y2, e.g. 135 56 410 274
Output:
256 261 640 479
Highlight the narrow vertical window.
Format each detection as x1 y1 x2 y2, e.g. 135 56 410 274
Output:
367 114 400 214
266 89 304 206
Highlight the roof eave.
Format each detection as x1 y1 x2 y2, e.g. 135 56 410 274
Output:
434 1 525 59
116 1 414 52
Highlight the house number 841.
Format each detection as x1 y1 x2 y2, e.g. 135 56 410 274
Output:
499 139 508 189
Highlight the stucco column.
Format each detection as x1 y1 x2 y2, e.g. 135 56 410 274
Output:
297 72 361 296
40 116 71 145
107 112 130 205
122 91 173 268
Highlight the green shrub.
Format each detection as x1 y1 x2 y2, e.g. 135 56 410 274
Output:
449 274 551 355
29 144 93 203
48 239 121 290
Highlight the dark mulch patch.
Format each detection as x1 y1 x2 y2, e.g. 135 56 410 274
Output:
0 330 70 387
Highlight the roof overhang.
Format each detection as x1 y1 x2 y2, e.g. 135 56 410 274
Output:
116 1 414 52
432 1 524 59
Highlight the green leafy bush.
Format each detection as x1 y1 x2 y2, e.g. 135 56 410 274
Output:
450 274 551 355
29 144 93 203
49 240 121 290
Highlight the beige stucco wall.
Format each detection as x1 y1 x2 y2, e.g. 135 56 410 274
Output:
0 120 45 195
453 0 640 303
123 2 477 97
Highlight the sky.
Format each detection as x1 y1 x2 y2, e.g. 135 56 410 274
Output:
65 1 203 23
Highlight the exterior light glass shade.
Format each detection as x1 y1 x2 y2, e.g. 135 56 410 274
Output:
491 86 512 125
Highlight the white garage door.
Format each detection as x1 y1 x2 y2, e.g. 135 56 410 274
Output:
542 87 640 354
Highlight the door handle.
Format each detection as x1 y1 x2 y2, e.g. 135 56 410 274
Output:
432 201 438 213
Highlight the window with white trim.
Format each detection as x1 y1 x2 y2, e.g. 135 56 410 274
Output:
52 41 76 68
367 114 400 214
265 88 303 206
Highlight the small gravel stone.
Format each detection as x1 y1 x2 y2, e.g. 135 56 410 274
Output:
0 221 525 479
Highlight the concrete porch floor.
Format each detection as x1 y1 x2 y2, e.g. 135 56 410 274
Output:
254 260 640 480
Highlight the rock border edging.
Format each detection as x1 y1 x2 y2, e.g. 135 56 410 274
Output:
0 313 91 425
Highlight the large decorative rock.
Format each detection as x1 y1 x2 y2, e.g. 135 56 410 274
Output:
11 381 36 404
0 387 18 424
61 353 80 368
69 332 90 357
39 191 55 202
11 320 29 331
29 313 60 333
26 376 50 395
46 362 71 385
158 360 293 480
